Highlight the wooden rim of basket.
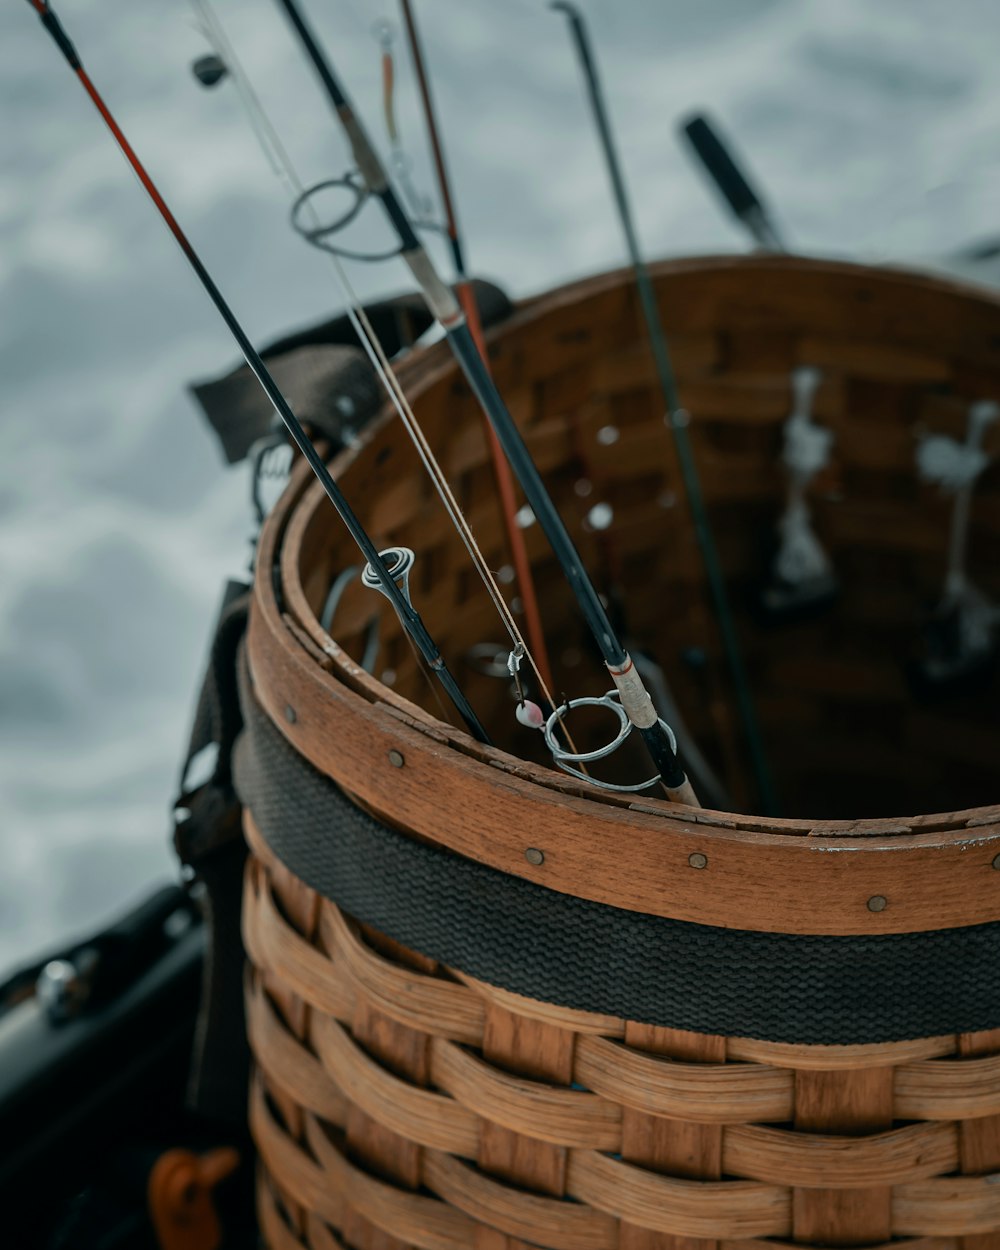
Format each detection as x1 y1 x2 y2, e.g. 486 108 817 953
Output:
248 254 1000 937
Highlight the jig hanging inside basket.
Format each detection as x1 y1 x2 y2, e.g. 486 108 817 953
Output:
912 398 999 692
761 366 839 619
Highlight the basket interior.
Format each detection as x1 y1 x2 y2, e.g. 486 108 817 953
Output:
292 259 1000 820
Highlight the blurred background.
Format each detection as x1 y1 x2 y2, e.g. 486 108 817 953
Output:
2 0 999 975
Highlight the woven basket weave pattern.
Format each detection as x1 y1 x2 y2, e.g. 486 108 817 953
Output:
245 259 1000 1247
284 259 1000 819
245 817 1000 1249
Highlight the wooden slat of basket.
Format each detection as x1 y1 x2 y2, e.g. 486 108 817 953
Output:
453 972 626 1039
310 1011 478 1156
423 1149 617 1250
341 992 428 1250
893 1178 1000 1237
319 902 485 1046
956 1030 1000 1250
725 1122 959 1188
258 1173 315 1250
252 850 323 1240
243 859 357 1025
796 337 953 382
254 1078 476 1250
248 977 349 1126
616 1024 726 1250
791 1067 893 1244
590 333 720 393
306 1213 350 1250
896 1051 1000 1120
430 1035 620 1150
252 1078 348 1234
573 1034 792 1123
564 1150 790 1240
719 1242 953 1250
474 1004 576 1198
727 1035 955 1069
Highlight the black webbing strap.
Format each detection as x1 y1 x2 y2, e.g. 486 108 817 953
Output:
173 582 251 1128
233 654 1000 1045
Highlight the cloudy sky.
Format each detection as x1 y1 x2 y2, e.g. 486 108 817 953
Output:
2 0 999 972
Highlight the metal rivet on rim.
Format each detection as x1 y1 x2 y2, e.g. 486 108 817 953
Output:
993 854 1000 870
284 705 297 724
388 750 405 768
525 848 545 866
688 852 708 869
867 895 888 913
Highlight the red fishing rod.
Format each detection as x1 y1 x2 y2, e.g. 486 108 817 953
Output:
26 0 491 747
398 0 554 694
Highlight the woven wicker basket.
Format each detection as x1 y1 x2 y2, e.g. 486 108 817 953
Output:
242 256 1000 1249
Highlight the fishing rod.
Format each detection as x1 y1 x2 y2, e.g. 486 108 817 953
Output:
274 0 697 804
27 0 491 748
397 0 555 694
552 2 777 815
187 0 570 754
680 113 785 252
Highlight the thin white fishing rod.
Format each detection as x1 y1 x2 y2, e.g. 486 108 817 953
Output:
191 0 561 718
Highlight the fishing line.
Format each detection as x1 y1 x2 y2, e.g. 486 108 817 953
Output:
374 16 433 222
187 0 568 744
26 0 491 748
398 0 556 694
273 0 698 804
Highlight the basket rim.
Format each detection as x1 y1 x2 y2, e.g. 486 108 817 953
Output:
251 253 1000 936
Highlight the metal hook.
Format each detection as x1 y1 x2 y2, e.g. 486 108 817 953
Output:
362 545 416 608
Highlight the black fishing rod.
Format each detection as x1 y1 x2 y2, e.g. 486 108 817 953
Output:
680 113 785 252
552 3 777 814
27 0 491 748
274 0 697 803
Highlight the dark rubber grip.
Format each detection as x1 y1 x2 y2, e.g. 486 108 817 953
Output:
681 114 762 220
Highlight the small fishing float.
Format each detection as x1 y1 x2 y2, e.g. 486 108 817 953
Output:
680 112 785 252
26 0 491 747
552 2 776 813
274 0 699 804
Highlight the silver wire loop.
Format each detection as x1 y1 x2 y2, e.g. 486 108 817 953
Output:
290 171 444 262
543 690 677 792
362 546 416 607
290 172 407 263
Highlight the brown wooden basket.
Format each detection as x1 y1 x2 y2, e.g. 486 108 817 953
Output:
241 256 1000 1249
